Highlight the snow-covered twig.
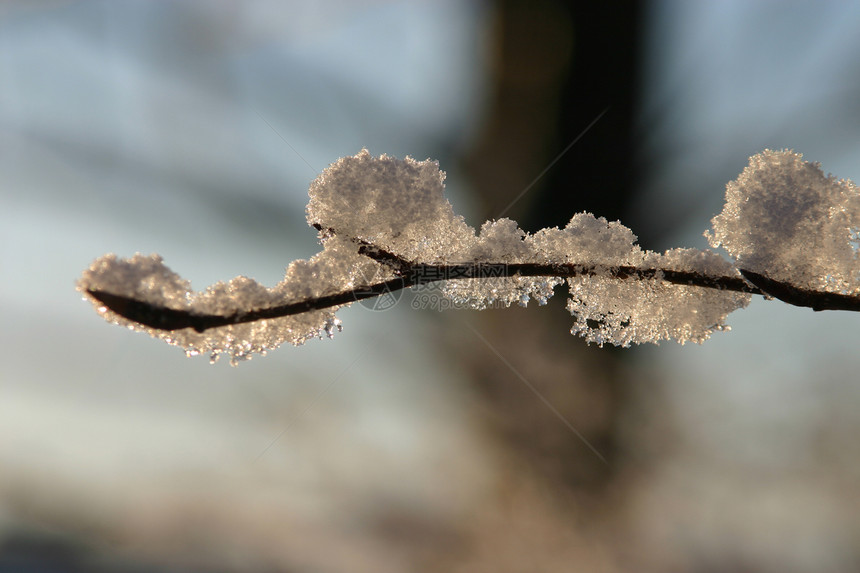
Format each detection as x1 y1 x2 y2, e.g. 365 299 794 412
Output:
78 149 860 364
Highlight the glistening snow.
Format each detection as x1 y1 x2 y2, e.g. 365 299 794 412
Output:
707 149 860 295
79 149 858 363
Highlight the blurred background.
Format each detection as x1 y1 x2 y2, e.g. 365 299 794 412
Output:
2 1 860 571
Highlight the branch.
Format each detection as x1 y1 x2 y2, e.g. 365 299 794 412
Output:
78 149 860 360
740 269 860 312
85 245 784 333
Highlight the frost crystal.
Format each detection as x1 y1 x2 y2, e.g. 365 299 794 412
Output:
527 213 642 266
442 218 564 309
82 148 855 362
78 235 389 364
544 216 748 346
441 211 749 344
306 149 477 262
707 150 860 295
567 248 749 346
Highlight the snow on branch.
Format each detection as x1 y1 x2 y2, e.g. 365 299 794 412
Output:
78 149 860 364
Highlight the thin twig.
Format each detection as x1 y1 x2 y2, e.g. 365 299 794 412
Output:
86 235 860 333
740 269 860 312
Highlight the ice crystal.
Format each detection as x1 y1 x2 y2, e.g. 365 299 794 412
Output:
442 218 565 309
707 149 860 295
567 248 749 346
306 149 477 262
78 235 390 364
526 213 642 266
78 148 860 362
442 211 749 345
